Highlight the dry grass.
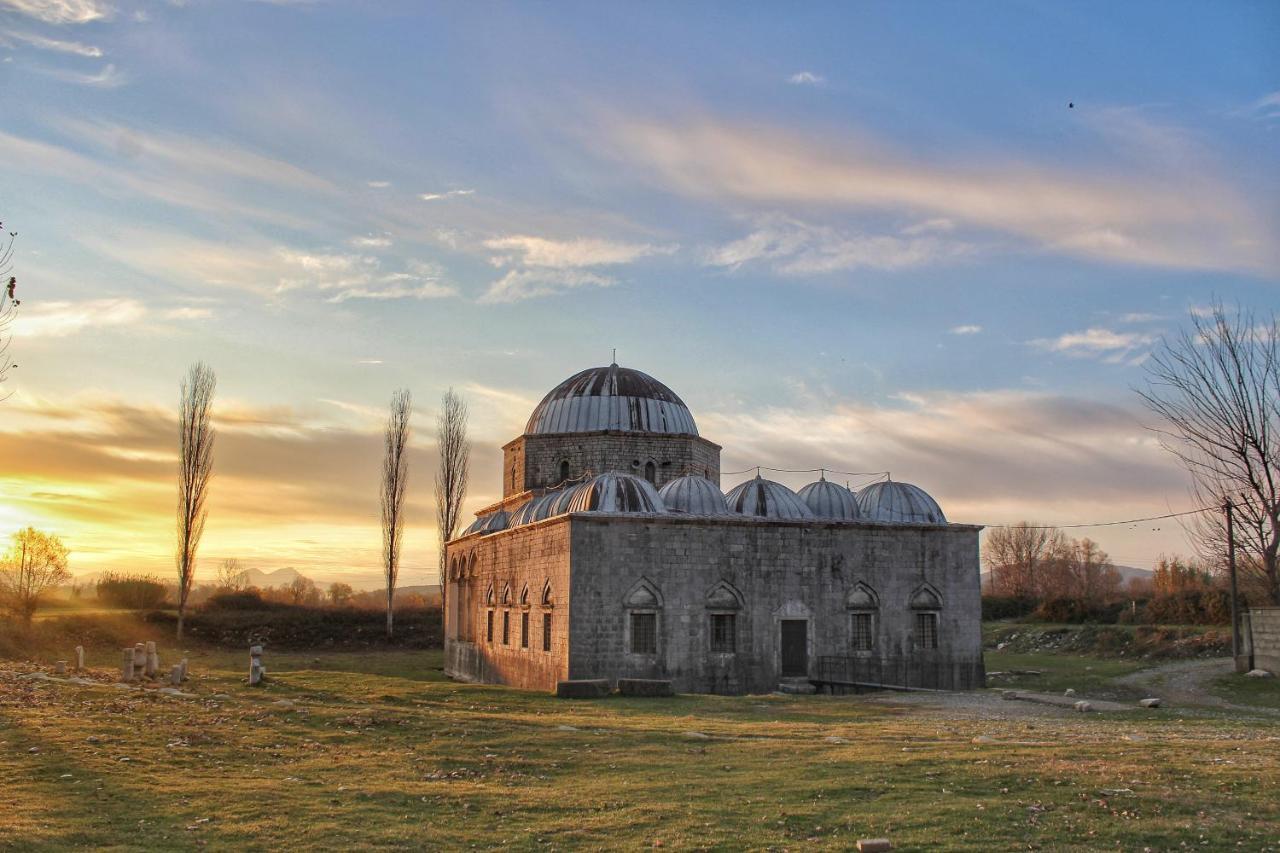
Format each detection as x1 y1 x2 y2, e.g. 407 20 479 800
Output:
1 633 1277 850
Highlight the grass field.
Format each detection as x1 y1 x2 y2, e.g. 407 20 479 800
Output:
3 635 1279 852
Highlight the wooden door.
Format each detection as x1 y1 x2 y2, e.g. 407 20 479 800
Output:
780 620 808 677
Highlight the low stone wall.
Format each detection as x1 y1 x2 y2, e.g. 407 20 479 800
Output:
1250 607 1280 673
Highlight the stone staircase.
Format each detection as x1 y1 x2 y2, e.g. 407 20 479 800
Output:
775 677 817 695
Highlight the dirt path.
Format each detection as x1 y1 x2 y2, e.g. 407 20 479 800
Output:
1114 657 1278 715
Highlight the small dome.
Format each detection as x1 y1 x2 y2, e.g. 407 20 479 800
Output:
509 492 560 526
460 510 510 537
856 480 947 524
566 472 666 514
724 476 814 520
526 363 698 436
659 475 731 515
798 477 861 520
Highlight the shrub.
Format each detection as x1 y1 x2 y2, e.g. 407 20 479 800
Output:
96 572 168 610
1143 589 1231 625
146 604 442 649
982 595 1038 621
1033 597 1126 624
203 590 278 611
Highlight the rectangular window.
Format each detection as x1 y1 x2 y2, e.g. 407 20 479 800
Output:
630 612 657 655
851 612 874 651
486 610 494 643
916 612 939 650
710 613 736 653
521 612 530 648
542 613 552 652
502 611 510 645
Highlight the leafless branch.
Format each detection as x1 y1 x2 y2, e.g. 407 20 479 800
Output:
434 387 470 613
176 362 216 639
382 388 412 639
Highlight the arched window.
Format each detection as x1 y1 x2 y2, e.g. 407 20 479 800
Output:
501 585 513 645
540 582 554 652
623 579 663 656
910 585 942 650
705 581 743 655
643 460 657 484
847 583 879 653
559 459 570 484
519 585 531 648
485 585 496 644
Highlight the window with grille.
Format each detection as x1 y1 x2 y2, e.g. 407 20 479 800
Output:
542 613 552 652
630 612 657 655
916 612 939 649
502 611 510 645
851 612 875 651
486 610 494 643
710 613 736 653
521 612 529 648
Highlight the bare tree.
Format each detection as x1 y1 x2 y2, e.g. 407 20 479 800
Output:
176 362 216 639
0 527 71 628
1138 303 1280 605
381 389 412 639
983 522 1064 598
434 388 471 614
215 558 249 592
327 581 354 607
0 222 20 402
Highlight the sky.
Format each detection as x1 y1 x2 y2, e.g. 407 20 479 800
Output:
1 0 1277 589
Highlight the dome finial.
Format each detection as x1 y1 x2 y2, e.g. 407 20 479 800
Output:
611 347 617 367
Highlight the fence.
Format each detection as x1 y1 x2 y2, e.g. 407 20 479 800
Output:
815 655 985 692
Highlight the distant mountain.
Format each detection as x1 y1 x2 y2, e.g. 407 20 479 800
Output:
981 564 1152 589
244 567 305 588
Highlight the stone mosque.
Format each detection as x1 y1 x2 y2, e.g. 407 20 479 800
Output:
443 363 983 695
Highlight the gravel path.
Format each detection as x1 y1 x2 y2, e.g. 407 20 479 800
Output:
1113 656 1279 715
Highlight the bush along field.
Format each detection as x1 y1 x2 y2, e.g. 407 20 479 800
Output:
2 615 1279 850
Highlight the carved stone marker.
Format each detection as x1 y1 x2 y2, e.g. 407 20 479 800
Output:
121 649 135 682
249 645 265 686
145 641 159 678
133 644 146 681
75 646 85 672
179 658 189 682
54 661 67 676
170 665 184 686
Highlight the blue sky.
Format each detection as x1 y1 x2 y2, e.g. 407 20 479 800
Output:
1 0 1277 586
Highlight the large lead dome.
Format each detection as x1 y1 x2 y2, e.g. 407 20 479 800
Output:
525 363 698 436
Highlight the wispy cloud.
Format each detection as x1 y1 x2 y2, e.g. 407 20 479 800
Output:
350 235 392 249
16 298 211 336
366 180 390 188
36 61 124 87
1 28 101 55
0 0 112 25
419 188 475 201
1239 91 1280 121
704 216 970 274
787 71 824 86
608 116 1277 275
950 325 982 335
479 234 676 303
273 250 457 303
1031 327 1157 364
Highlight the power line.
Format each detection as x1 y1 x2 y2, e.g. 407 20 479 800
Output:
976 506 1214 531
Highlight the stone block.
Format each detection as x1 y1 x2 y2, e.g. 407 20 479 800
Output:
617 678 674 697
1073 700 1093 713
1245 669 1273 678
1139 697 1161 708
555 679 611 699
856 840 893 852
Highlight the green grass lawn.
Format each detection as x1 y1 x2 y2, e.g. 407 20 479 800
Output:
1211 672 1280 710
983 650 1151 701
3 643 1278 851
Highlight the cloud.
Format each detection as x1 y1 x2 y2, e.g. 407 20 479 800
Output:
273 250 457 303
366 180 391 188
485 235 675 269
1031 327 1157 364
1240 91 1280 121
350 235 392 249
0 0 111 24
787 71 824 86
17 298 145 337
479 234 675 303
419 189 475 201
950 325 982 335
163 306 214 320
704 216 970 274
36 61 125 87
607 116 1277 275
480 268 614 304
1 29 102 55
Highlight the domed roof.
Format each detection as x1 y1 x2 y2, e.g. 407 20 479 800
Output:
724 476 814 520
525 363 698 436
797 477 861 520
509 492 560 526
856 480 947 524
659 475 731 515
566 472 667 514
460 510 510 537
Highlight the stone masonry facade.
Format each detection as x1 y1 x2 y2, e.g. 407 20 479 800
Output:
1248 607 1280 673
446 512 983 694
502 432 721 497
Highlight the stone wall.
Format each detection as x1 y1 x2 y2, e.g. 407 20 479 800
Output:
502 431 721 497
444 518 573 691
1249 607 1280 673
566 514 983 694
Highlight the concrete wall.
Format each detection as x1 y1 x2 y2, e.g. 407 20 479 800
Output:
1249 607 1280 673
565 514 983 694
502 432 721 497
443 518 573 691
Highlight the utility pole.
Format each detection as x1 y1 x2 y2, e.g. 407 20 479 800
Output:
1226 498 1243 672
